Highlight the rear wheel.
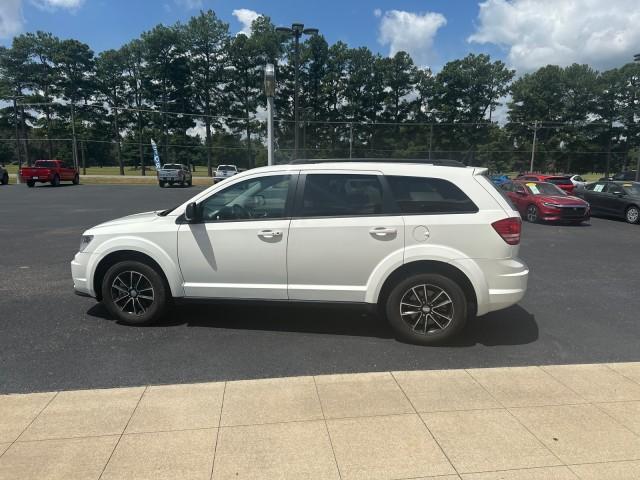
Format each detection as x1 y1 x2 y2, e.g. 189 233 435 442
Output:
26 180 35 187
187 178 192 186
72 174 79 185
1 172 8 185
101 260 168 325
625 205 640 224
159 181 165 188
51 175 60 187
526 204 539 223
385 273 468 345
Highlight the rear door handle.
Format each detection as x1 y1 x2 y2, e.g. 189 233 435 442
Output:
369 227 397 237
258 229 283 239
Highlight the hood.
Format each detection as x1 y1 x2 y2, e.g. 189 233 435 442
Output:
538 195 587 206
91 211 160 229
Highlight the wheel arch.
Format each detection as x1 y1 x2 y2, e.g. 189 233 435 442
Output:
376 260 478 317
93 250 174 301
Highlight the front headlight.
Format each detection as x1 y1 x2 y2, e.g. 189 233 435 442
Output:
542 202 562 208
79 235 94 252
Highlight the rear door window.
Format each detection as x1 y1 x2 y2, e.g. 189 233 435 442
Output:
386 176 478 214
300 174 384 217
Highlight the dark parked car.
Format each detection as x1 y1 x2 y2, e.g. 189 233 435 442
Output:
0 164 8 185
575 181 640 224
599 171 638 181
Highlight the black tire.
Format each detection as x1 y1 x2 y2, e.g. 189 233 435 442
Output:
625 205 640 224
72 174 79 185
159 181 165 188
385 273 468 345
51 175 60 187
101 260 168 325
1 173 8 185
26 180 35 188
180 179 185 187
526 204 539 223
187 178 192 187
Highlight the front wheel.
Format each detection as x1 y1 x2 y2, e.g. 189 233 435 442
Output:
159 181 165 188
72 174 79 185
101 260 168 325
1 173 8 185
526 204 539 223
51 175 60 187
625 205 640 224
385 273 468 345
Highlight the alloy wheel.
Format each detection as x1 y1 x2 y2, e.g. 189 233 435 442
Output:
111 270 155 316
626 207 639 224
526 205 538 222
399 284 454 335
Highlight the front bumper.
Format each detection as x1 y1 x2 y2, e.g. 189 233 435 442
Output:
71 251 94 297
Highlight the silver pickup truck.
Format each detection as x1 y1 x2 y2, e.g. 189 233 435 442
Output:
213 164 238 184
157 164 192 188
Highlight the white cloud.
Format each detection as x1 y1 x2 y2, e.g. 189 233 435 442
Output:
468 0 640 72
232 8 260 36
0 0 23 39
174 0 203 9
373 8 382 18
31 0 85 10
377 10 447 67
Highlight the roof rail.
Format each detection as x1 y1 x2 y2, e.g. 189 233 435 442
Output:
288 158 466 168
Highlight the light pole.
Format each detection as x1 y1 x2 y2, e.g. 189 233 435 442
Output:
12 95 24 183
264 64 276 166
529 120 538 173
634 53 640 181
276 23 319 160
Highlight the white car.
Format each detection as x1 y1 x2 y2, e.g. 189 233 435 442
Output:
213 164 238 183
569 175 588 188
71 160 528 345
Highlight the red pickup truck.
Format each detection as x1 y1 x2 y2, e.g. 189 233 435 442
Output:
20 160 79 187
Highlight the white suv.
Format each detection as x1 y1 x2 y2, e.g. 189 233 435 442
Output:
71 161 528 345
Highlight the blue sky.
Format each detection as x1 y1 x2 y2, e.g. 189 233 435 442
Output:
1 0 639 73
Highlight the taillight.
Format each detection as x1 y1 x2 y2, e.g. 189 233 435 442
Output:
492 217 521 245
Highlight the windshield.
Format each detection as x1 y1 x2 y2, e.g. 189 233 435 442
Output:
162 164 183 170
217 165 236 172
524 182 566 196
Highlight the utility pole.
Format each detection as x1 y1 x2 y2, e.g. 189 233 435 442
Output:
428 123 433 161
12 95 22 183
276 23 319 160
70 101 78 169
349 123 353 159
529 120 538 172
634 53 640 181
264 64 276 166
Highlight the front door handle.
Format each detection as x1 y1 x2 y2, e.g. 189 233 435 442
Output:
369 227 397 237
258 229 283 239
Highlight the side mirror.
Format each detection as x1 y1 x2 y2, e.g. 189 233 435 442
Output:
184 202 201 223
516 190 526 196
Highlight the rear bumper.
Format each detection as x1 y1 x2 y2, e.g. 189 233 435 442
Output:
473 257 529 315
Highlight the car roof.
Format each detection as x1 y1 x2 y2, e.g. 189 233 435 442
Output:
240 161 483 179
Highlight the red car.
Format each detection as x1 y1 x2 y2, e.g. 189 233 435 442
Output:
519 174 575 194
19 160 79 187
501 180 590 224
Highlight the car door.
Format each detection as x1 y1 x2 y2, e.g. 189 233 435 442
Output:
582 182 607 214
177 172 297 299
287 171 404 302
603 183 627 218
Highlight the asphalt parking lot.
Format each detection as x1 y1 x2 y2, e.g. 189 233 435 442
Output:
1 183 639 394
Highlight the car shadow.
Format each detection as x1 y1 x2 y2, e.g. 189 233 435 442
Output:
86 302 538 347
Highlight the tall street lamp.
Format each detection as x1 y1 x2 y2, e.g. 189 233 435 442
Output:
276 23 319 160
634 53 640 181
264 64 276 166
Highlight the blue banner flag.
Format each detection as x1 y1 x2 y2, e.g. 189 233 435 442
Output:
151 139 161 170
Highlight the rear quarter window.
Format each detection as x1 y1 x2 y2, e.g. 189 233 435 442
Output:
386 176 478 214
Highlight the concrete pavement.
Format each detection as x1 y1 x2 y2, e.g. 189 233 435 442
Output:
2 362 640 479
